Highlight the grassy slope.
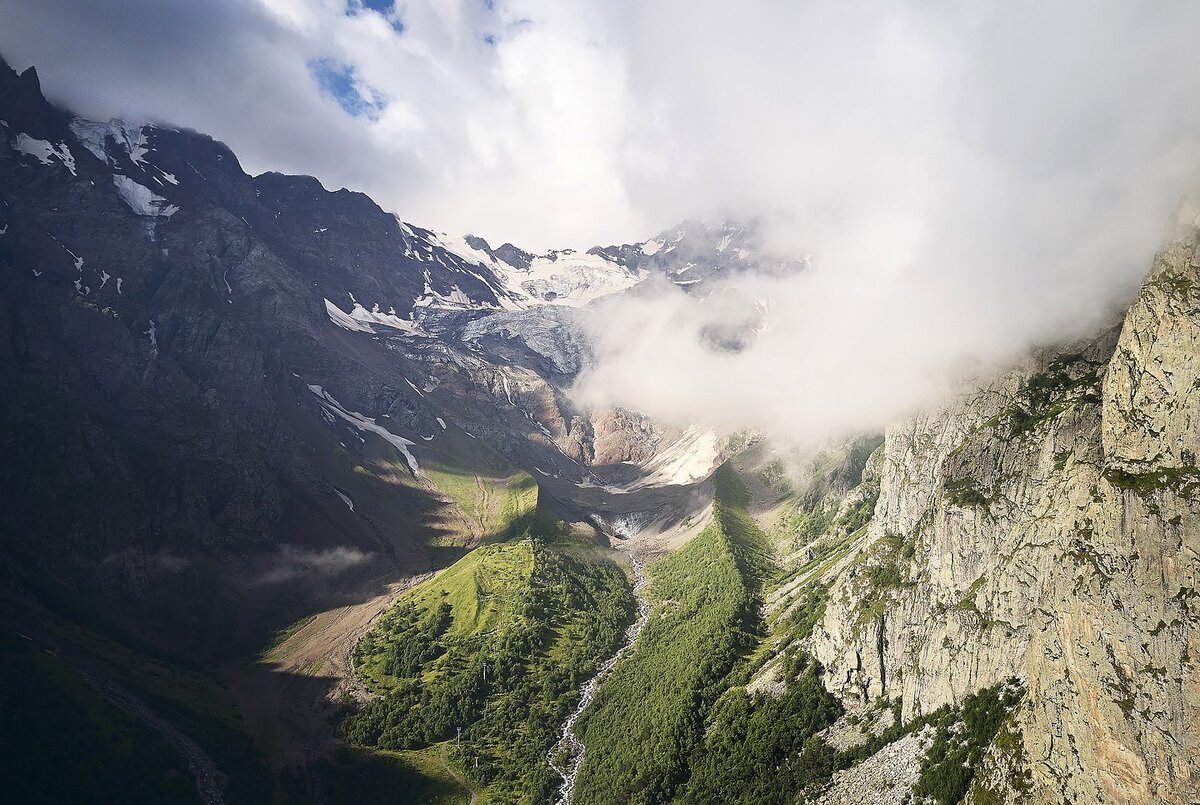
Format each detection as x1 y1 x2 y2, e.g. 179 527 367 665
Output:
354 538 537 690
572 465 774 805
344 495 634 805
422 427 540 545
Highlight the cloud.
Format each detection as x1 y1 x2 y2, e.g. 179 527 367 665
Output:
573 1 1200 443
3 1 1200 439
253 545 372 585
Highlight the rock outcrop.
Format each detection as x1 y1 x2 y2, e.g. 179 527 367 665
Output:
806 214 1200 803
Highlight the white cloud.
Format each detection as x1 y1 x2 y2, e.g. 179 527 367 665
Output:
4 1 1200 439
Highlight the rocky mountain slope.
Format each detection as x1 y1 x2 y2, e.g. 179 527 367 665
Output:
748 213 1200 803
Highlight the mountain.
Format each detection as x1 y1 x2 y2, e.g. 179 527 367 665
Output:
3 52 1198 805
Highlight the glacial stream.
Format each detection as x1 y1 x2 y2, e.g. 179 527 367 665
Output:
548 553 650 805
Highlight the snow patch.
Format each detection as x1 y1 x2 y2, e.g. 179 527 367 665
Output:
113 175 177 217
335 490 355 511
12 133 76 175
307 384 421 476
492 250 641 308
325 298 373 333
324 297 427 336
70 118 149 165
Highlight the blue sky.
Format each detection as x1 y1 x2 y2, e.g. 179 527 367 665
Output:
308 58 386 120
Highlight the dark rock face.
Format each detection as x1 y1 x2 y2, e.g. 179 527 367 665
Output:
0 56 536 658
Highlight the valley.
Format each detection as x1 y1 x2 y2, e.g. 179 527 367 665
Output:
1 43 1198 805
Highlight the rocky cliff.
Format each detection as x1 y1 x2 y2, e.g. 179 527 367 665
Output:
799 211 1200 803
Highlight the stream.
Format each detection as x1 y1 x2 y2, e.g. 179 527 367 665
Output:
548 552 651 805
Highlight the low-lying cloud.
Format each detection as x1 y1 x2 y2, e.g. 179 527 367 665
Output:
254 545 371 585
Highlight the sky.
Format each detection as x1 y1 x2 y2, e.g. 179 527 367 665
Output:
4 0 1200 441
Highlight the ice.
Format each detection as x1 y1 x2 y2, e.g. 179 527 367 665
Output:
307 384 421 476
159 171 179 186
335 490 355 511
326 296 427 336
404 378 425 397
640 239 662 256
716 234 732 253
99 270 111 289
112 175 176 217
491 250 641 308
436 417 446 429
12 133 76 175
116 277 123 294
353 302 427 335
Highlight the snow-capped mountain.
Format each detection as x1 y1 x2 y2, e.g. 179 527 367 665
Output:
0 55 735 657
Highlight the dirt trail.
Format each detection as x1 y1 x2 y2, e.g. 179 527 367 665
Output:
437 744 479 805
228 571 431 768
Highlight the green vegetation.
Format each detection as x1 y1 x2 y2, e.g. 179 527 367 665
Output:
0 629 201 804
342 527 633 803
910 681 1026 805
1103 464 1200 499
572 465 774 805
966 716 1034 805
423 428 540 542
680 651 843 804
944 475 993 510
1148 267 1197 301
854 532 916 624
785 581 830 642
985 354 1102 439
776 486 879 551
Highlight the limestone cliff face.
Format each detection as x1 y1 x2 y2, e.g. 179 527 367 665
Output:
807 219 1200 804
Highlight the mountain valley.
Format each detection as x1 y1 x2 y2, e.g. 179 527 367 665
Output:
1 50 1198 805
